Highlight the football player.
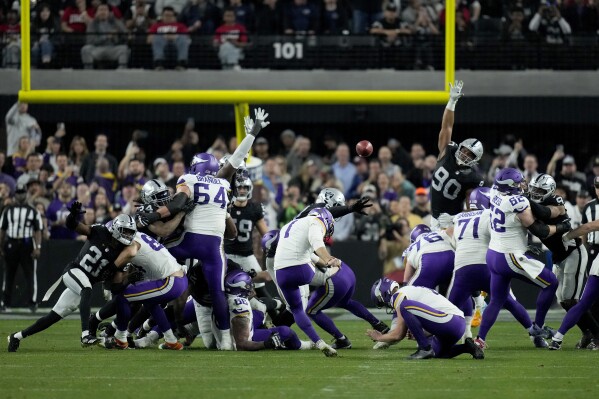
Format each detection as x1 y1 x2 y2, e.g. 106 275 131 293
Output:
225 176 271 296
432 80 484 231
275 208 341 357
550 216 599 349
294 187 371 219
368 278 484 360
447 187 537 342
527 174 599 349
475 168 570 349
137 108 270 350
306 259 389 349
403 224 454 291
8 207 137 352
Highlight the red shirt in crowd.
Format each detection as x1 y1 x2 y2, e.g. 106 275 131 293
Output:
61 5 122 32
214 23 248 44
148 22 189 34
0 23 20 34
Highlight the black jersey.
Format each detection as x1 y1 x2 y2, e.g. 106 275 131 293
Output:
225 202 264 256
136 203 184 244
535 195 579 263
188 259 242 306
431 143 484 219
65 224 125 284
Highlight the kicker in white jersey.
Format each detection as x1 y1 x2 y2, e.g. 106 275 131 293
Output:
274 216 326 269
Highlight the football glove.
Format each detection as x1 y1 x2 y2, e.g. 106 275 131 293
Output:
244 108 270 137
264 332 284 350
350 197 373 215
136 212 161 227
182 198 196 215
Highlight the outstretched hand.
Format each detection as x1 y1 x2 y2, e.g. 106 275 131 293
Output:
449 80 464 102
67 201 85 215
350 197 373 215
244 107 270 136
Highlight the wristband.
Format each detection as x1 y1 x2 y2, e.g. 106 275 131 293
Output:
446 98 457 111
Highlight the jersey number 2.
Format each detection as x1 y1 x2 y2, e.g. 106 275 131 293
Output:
80 246 109 277
432 166 462 200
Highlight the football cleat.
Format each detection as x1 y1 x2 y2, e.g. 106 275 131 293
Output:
316 340 338 357
331 336 352 349
134 333 160 349
531 335 548 348
473 336 487 350
407 347 435 360
372 321 390 334
575 330 593 349
541 325 556 339
471 309 482 328
103 336 129 350
158 341 184 351
548 339 562 350
98 321 116 338
81 335 101 347
373 341 391 350
587 339 599 350
465 338 485 359
7 334 20 352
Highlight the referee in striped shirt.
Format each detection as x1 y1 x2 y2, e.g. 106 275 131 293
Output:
582 176 599 265
0 185 43 312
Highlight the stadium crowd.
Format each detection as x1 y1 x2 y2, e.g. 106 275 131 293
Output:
1 0 597 69
2 100 599 281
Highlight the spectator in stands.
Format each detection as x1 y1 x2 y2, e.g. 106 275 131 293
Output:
16 153 43 187
12 137 33 178
370 3 411 46
81 3 129 69
288 159 319 194
80 133 118 184
279 129 296 156
116 181 138 214
378 146 400 176
26 178 49 208
522 153 540 182
153 157 173 183
439 0 472 47
406 154 434 189
321 134 338 165
279 184 305 225
396 195 424 227
354 194 389 242
166 160 185 189
179 0 219 34
61 0 94 34
253 137 270 160
154 0 187 15
350 0 383 34
0 152 16 195
31 3 60 68
148 6 191 70
49 153 80 190
391 170 416 201
262 157 285 204
412 187 431 222
274 155 291 185
90 0 124 19
586 155 599 197
573 189 589 228
377 172 398 211
379 217 410 278
91 157 117 202
125 0 156 35
76 182 93 207
387 138 412 173
562 0 598 34
68 135 89 176
120 158 147 189
0 9 20 68
321 0 350 34
229 0 255 32
486 144 517 183
504 6 527 41
47 181 77 239
554 155 587 203
286 136 322 177
402 0 439 69
214 7 248 69
529 1 572 44
332 143 356 198
284 0 319 35
409 142 426 171
256 0 282 34
5 102 41 160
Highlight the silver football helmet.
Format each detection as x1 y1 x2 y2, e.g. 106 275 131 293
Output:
235 177 253 202
140 179 171 207
455 139 483 167
316 188 346 209
528 173 556 203
109 214 137 245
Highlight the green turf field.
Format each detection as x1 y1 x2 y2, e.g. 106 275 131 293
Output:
1 320 597 399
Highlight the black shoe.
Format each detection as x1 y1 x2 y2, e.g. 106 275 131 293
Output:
81 335 101 347
465 338 485 359
99 322 116 338
372 321 390 334
127 336 136 349
575 330 593 349
407 347 435 360
548 339 562 350
7 334 20 352
29 304 38 314
88 315 101 336
331 336 352 349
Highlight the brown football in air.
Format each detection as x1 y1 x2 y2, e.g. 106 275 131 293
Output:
356 140 374 158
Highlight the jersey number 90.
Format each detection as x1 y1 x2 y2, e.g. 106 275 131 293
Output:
432 166 462 200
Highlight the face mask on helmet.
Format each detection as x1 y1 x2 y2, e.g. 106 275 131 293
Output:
528 174 556 203
234 178 253 202
141 180 171 207
455 139 483 167
371 278 399 314
110 215 137 245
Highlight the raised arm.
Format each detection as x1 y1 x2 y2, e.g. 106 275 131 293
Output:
438 80 464 158
565 219 599 241
65 201 91 236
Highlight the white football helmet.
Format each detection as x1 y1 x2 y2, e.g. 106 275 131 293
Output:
109 214 137 245
528 173 556 203
455 138 483 167
235 178 253 202
316 188 346 209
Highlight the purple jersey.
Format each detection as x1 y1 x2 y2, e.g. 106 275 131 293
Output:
47 198 78 239
122 175 147 191
93 173 118 203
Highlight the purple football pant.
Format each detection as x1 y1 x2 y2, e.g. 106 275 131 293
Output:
478 249 558 340
276 264 322 343
558 275 599 336
399 299 465 357
116 276 188 336
169 233 229 330
306 263 379 339
253 326 302 350
447 264 531 328
409 251 455 289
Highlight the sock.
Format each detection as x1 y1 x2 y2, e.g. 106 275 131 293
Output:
163 329 177 344
143 320 152 331
115 329 128 341
474 294 486 310
22 311 62 339
79 288 93 332
95 312 102 321
81 330 89 338
528 324 538 334
14 332 23 340
147 330 160 341
299 340 313 350
553 332 564 341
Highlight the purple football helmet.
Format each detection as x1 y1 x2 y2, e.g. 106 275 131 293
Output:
410 224 431 243
261 229 280 251
190 153 219 177
469 187 491 210
224 270 254 297
371 278 400 311
494 168 524 195
308 207 335 238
